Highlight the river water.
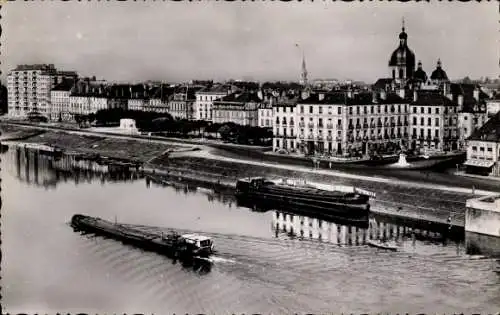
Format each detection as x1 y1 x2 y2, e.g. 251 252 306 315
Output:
1 145 499 314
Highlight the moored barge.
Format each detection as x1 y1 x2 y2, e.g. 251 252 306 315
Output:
70 214 214 259
235 177 374 217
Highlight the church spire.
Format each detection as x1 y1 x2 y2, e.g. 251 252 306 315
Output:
301 53 308 86
399 17 408 45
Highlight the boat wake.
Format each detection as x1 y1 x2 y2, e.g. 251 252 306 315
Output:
195 255 237 264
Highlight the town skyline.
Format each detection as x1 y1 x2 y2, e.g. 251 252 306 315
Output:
3 1 498 84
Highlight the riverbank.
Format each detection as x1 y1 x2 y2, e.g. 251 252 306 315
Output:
2 122 498 228
1 129 195 163
3 120 500 191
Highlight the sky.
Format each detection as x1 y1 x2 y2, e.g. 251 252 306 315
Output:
2 1 498 84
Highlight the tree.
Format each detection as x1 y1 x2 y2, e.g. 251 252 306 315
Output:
218 124 233 141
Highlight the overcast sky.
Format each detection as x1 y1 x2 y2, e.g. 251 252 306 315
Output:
2 1 498 83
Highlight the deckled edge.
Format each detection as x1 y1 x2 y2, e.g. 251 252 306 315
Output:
0 0 3 308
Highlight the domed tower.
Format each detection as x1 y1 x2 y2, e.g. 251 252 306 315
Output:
413 60 428 89
388 19 416 87
430 58 449 84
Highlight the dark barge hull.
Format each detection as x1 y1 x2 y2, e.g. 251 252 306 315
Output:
70 214 212 260
240 197 370 228
236 191 369 218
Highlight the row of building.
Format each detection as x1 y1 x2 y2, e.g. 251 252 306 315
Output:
5 22 500 176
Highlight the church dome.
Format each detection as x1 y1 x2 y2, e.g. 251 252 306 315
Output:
389 46 415 67
414 61 427 82
388 24 415 68
430 59 449 81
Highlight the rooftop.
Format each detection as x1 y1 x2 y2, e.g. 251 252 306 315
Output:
411 90 458 107
216 91 262 103
13 64 57 72
52 79 76 92
298 92 406 105
468 111 500 142
197 84 232 94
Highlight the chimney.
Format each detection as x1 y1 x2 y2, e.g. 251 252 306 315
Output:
413 90 418 102
257 90 263 100
372 91 377 103
473 88 479 101
398 88 405 99
443 82 449 96
347 90 353 98
458 95 464 111
380 90 386 100
318 93 325 101
301 90 310 100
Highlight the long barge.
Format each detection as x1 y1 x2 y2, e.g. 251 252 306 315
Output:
235 177 373 218
70 214 214 259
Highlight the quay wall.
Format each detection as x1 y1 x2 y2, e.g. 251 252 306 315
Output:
465 197 500 237
465 232 500 257
465 196 500 257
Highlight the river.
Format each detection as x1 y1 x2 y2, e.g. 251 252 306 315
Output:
1 145 499 314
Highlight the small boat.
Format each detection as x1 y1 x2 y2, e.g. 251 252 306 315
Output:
367 240 398 251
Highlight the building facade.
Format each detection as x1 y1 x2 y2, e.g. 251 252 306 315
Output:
409 90 459 152
258 103 273 128
212 92 262 126
273 91 410 157
7 64 77 119
194 85 232 121
464 112 500 177
50 80 74 121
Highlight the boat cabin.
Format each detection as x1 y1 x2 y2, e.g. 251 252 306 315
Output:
236 177 267 193
180 234 214 255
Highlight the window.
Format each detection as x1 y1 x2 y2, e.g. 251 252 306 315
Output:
427 118 431 126
357 106 360 115
420 117 424 125
319 106 323 114
338 119 342 126
464 116 468 121
349 107 353 115
421 107 424 114
309 106 313 114
435 118 439 126
413 117 417 125
337 107 342 115
413 128 416 136
436 108 440 114
487 147 493 152
413 107 416 114
300 106 304 114
435 130 439 138
480 147 485 152
427 107 431 114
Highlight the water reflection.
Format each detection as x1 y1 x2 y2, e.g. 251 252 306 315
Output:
2 145 487 258
3 145 142 188
269 209 468 256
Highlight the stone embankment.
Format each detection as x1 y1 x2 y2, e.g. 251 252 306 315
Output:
147 151 488 227
1 122 493 228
